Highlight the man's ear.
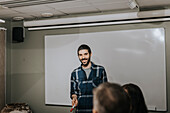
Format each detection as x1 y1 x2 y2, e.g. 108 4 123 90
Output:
90 53 92 57
93 108 98 113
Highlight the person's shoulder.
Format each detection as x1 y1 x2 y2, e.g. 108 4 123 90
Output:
92 62 105 70
72 66 81 73
97 65 105 70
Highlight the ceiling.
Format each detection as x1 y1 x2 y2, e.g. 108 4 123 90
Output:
0 0 170 21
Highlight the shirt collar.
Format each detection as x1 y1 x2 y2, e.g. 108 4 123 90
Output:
80 61 95 70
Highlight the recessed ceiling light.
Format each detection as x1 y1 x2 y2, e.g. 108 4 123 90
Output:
41 13 53 18
13 16 24 21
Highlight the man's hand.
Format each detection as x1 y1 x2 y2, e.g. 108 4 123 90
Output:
72 94 78 107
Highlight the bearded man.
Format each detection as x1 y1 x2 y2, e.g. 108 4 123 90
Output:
70 44 108 113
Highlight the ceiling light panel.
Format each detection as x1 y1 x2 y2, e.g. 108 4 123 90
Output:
85 0 127 5
0 8 18 15
47 0 91 10
0 13 33 19
47 0 99 14
0 0 75 8
59 6 99 14
92 2 129 11
12 5 54 13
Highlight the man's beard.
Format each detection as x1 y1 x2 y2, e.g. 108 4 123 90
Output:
80 57 91 67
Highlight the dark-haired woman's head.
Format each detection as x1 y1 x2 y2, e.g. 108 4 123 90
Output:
122 83 148 113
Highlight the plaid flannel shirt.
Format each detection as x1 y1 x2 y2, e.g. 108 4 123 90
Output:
70 62 107 113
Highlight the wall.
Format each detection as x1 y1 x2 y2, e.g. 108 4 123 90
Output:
5 21 12 104
0 21 12 106
0 29 5 110
7 21 170 113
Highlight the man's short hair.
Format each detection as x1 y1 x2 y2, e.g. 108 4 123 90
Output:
93 82 130 113
77 44 91 55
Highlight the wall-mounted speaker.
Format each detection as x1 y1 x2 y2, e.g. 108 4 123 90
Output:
12 27 24 43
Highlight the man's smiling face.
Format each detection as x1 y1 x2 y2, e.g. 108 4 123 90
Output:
78 49 91 67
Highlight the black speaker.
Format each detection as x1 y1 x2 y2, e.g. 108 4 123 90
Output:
12 27 24 43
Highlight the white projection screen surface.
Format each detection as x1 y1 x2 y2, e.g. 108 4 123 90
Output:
45 28 166 111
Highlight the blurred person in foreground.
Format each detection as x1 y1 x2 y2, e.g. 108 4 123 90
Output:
93 82 130 113
122 83 148 113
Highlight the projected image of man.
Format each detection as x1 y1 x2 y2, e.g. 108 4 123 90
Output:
70 44 108 113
